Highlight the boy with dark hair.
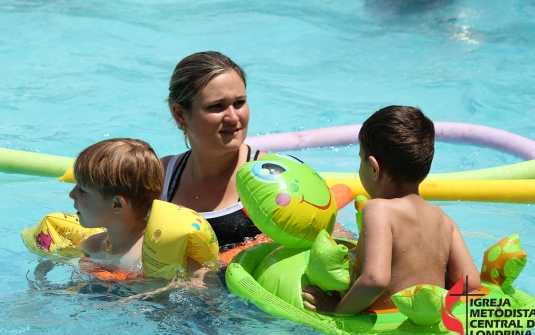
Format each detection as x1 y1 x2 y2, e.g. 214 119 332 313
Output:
303 106 480 315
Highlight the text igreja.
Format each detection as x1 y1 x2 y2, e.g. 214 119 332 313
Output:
469 298 535 318
470 298 511 307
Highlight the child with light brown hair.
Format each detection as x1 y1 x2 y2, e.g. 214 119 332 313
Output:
69 138 164 274
302 106 481 315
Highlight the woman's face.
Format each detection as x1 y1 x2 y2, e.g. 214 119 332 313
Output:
177 70 249 154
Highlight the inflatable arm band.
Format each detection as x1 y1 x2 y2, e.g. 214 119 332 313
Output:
142 200 219 279
21 212 104 259
21 200 219 280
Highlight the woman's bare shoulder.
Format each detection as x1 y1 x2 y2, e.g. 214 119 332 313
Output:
160 153 185 171
160 155 173 170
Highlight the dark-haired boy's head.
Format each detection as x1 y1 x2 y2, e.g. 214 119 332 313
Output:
358 106 435 185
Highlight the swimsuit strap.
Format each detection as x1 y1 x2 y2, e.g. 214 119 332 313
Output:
166 145 260 202
166 150 192 202
161 154 180 201
248 145 261 161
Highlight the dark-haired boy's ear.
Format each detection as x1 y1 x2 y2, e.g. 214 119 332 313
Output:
369 156 381 181
112 195 127 214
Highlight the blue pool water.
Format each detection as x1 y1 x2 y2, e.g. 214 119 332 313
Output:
1 0 535 333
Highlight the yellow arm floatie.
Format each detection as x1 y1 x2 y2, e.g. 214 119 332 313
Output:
21 200 220 280
142 200 219 279
21 212 104 259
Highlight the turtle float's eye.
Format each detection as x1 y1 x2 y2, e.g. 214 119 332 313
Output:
250 161 288 183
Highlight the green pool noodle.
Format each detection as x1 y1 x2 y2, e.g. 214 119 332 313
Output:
426 159 535 180
0 148 74 178
320 159 535 181
2 147 534 181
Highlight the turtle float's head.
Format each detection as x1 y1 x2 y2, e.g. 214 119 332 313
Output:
237 153 337 248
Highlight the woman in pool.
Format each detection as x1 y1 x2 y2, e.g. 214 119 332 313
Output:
161 51 266 251
161 51 354 251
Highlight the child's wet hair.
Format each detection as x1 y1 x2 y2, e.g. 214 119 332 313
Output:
358 106 435 185
73 138 164 221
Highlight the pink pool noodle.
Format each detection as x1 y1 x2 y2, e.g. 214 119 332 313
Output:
246 122 535 160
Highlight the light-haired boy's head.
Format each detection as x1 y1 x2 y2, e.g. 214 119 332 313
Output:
74 138 164 221
358 106 435 185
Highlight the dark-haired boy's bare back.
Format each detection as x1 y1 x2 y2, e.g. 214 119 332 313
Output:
359 194 480 311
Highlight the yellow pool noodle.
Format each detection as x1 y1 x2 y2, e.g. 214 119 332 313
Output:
321 175 535 204
57 168 75 182
2 148 534 204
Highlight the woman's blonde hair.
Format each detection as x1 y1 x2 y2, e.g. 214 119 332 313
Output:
74 138 164 221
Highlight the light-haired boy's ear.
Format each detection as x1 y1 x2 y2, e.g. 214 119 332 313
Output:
369 156 381 180
112 195 127 214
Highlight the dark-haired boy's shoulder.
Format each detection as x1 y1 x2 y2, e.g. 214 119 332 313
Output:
363 197 409 211
361 198 405 222
363 195 452 227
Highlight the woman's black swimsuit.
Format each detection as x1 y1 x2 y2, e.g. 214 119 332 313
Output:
161 146 262 250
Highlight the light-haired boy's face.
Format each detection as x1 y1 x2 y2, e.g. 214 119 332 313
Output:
69 184 115 229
